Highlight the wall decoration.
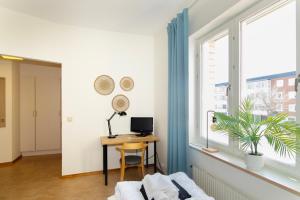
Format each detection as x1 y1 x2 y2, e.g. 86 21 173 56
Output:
112 94 129 112
94 75 115 95
120 76 134 91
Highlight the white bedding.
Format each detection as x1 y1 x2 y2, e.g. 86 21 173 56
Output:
113 172 214 200
143 173 179 200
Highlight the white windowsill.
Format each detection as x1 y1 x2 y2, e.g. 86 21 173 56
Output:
189 143 300 197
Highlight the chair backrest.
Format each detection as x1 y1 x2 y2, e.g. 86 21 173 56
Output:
120 142 147 151
118 142 147 167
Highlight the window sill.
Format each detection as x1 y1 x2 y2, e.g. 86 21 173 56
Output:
189 143 300 197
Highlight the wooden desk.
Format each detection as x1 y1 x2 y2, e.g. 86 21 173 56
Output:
100 134 159 185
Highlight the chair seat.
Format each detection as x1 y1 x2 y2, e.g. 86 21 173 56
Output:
122 155 142 165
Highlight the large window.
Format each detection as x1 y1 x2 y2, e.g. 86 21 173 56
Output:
197 0 299 172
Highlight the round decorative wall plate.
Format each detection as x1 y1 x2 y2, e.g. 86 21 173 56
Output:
112 94 130 112
120 76 134 91
94 75 115 95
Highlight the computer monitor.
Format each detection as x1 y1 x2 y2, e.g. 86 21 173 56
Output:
130 117 153 136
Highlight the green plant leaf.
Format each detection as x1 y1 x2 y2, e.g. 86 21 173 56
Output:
213 98 300 157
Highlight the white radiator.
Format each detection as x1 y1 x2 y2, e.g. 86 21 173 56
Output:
192 165 250 200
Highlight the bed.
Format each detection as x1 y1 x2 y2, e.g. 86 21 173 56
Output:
108 172 215 200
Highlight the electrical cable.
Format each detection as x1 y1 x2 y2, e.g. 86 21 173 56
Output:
144 152 164 173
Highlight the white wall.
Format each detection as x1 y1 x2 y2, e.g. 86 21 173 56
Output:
189 0 240 34
153 0 299 199
190 148 299 200
0 6 154 175
154 28 168 173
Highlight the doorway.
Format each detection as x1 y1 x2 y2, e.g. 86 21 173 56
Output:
0 54 62 160
19 60 62 156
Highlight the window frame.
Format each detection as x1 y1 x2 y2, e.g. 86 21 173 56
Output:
194 0 300 178
197 21 236 153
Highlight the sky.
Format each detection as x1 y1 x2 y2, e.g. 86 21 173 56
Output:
242 1 296 78
206 1 296 83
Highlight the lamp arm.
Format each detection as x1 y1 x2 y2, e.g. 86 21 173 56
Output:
107 112 117 136
106 111 127 138
107 120 112 136
108 112 117 121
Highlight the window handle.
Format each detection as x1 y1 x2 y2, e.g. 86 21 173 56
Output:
295 75 300 92
226 84 231 97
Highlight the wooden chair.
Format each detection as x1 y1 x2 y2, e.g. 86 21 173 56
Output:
116 142 148 181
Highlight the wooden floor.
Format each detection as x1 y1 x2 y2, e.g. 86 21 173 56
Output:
0 154 155 200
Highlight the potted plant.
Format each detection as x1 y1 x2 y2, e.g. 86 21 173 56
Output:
212 98 300 171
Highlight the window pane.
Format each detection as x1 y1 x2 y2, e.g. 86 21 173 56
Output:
202 32 229 145
241 1 296 164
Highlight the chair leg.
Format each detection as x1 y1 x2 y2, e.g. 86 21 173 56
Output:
141 165 145 178
121 166 125 181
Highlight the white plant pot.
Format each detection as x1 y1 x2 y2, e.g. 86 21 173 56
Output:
245 153 264 171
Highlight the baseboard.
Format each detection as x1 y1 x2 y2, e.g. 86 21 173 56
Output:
13 155 22 163
0 155 22 168
61 168 120 179
61 164 155 178
61 171 102 178
22 150 61 156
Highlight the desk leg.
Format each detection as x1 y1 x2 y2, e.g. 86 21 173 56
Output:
154 141 157 173
103 145 108 186
146 142 149 168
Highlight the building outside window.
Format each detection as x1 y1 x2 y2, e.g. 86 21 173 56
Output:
289 104 296 112
276 79 284 87
289 91 296 99
289 78 295 86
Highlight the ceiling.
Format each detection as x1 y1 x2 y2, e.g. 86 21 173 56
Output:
0 0 194 35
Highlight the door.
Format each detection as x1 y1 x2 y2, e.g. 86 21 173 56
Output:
20 76 36 152
35 76 61 151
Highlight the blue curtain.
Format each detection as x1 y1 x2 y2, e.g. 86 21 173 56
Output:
167 9 189 174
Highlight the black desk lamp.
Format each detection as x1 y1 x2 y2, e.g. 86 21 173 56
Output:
107 111 127 139
202 110 219 153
